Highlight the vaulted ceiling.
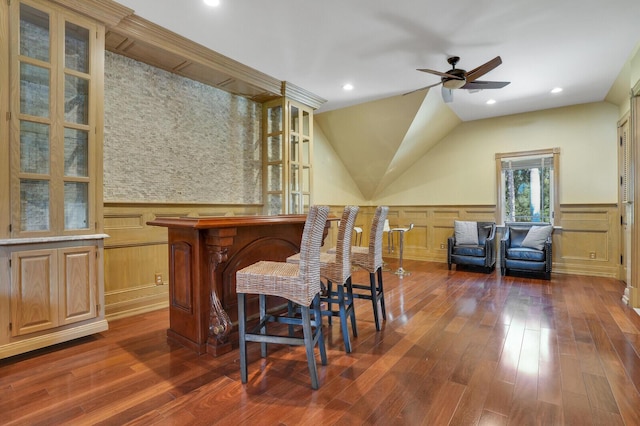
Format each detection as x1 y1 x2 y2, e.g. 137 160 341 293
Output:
111 0 640 199
315 89 460 199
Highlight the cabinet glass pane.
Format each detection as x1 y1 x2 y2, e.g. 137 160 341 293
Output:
64 128 88 177
267 194 282 216
20 3 50 62
267 164 282 191
267 135 282 162
20 121 50 174
290 165 299 192
65 22 89 73
267 105 282 134
64 75 88 124
290 105 299 133
290 193 300 214
64 182 88 230
302 110 310 137
302 166 310 192
20 63 50 117
302 194 310 213
302 139 310 164
290 135 299 162
20 179 50 231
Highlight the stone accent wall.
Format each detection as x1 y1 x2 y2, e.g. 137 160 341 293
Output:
103 51 262 204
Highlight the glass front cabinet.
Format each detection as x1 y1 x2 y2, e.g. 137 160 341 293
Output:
0 0 108 359
263 98 314 215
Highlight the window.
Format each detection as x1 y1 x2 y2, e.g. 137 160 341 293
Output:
496 148 560 225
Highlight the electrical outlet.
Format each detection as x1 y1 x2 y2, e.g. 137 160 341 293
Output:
440 243 446 249
589 252 596 259
155 273 163 285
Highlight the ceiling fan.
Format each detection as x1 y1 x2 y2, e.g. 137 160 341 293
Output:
407 55 510 102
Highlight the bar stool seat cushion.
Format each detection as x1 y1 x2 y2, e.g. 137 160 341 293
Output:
236 261 318 307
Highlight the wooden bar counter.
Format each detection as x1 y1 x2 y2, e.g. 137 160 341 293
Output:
148 215 329 356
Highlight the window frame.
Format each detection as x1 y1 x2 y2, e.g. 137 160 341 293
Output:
495 148 560 226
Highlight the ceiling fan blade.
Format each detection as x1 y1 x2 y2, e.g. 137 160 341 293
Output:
461 80 510 90
403 81 442 96
442 87 453 103
417 68 464 80
465 56 502 83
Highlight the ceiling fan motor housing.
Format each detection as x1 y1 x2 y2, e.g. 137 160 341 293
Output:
442 68 466 89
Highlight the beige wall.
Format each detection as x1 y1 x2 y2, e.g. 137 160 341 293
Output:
606 42 640 118
312 101 621 279
313 125 367 206
631 45 640 91
372 102 618 206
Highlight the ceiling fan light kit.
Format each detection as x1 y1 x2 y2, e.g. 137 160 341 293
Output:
411 55 510 103
443 78 466 89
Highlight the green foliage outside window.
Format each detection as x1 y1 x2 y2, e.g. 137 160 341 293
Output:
504 168 551 222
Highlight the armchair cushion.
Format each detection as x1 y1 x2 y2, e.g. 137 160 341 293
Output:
522 225 553 250
508 227 529 248
505 247 546 262
452 245 485 257
454 220 479 245
478 224 493 245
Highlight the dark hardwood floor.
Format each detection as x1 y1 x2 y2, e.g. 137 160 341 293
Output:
2 260 640 425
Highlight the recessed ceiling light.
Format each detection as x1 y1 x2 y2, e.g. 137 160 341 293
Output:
204 0 220 6
486 99 496 105
551 87 563 94
342 83 354 91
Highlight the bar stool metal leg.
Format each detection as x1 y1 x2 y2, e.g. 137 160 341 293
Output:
238 293 248 384
392 224 413 277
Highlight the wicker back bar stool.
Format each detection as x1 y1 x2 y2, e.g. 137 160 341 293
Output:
235 205 329 390
350 206 389 330
287 205 359 353
319 205 359 353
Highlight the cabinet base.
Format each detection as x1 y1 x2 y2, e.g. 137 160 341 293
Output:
0 319 109 360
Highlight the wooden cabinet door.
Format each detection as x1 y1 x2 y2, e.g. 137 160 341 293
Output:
10 245 97 336
10 249 58 336
58 246 96 325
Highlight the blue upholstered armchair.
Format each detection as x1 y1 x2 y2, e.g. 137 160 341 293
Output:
447 221 496 272
500 222 553 280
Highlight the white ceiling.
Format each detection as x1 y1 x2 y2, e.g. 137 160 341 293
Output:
113 0 640 121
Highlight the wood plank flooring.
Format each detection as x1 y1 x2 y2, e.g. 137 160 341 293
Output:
2 260 640 425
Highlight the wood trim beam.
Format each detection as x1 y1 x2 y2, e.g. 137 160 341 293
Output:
109 14 281 96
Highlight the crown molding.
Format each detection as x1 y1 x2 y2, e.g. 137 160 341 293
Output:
282 81 327 110
50 0 133 27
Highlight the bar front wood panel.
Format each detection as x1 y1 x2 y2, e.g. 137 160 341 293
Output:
148 215 311 356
